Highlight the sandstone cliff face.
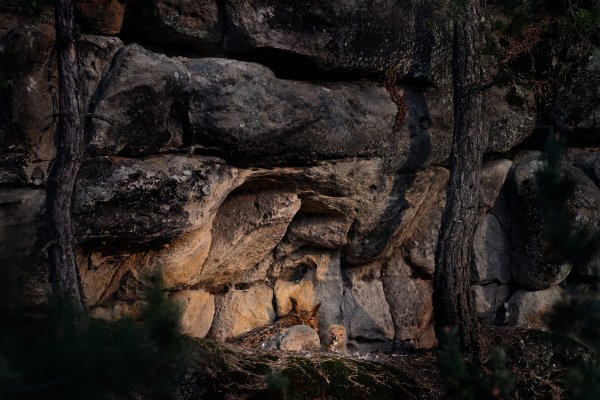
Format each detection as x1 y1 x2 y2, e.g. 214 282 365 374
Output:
1 1 598 349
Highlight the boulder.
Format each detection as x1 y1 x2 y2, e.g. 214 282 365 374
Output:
224 0 421 77
510 155 600 289
73 155 242 291
122 0 223 53
382 255 433 341
172 289 215 339
343 262 395 341
283 214 352 251
549 52 600 146
263 325 321 352
85 44 192 156
75 0 128 35
478 159 513 213
186 57 397 165
471 283 510 322
208 284 275 342
77 35 124 111
201 191 300 289
506 287 564 330
274 274 316 318
472 214 511 284
399 168 449 275
0 24 56 186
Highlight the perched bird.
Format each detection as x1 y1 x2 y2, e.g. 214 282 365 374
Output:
228 297 321 348
326 324 347 352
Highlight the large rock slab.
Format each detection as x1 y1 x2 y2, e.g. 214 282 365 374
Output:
471 283 510 323
224 0 422 77
0 24 56 186
549 53 600 145
201 191 301 289
122 0 223 53
85 44 192 156
382 255 433 341
506 286 564 330
172 289 215 339
472 214 511 284
343 262 395 341
208 284 275 342
73 155 242 291
75 0 127 35
510 155 600 289
186 57 397 165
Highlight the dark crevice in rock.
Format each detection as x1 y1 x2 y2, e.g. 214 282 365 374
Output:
225 47 385 83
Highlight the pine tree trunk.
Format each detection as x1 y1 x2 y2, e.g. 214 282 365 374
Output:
433 1 485 346
46 0 84 304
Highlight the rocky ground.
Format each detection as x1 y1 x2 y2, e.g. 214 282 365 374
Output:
177 327 593 399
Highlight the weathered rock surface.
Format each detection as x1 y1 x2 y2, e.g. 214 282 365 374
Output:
73 155 242 292
478 159 513 213
3 4 599 350
85 45 191 156
506 286 564 330
208 284 275 342
510 154 600 289
343 263 395 341
472 214 511 284
471 283 510 322
0 24 55 186
172 289 215 339
122 0 223 53
224 0 420 77
399 168 449 275
382 256 433 341
549 53 600 145
202 191 301 289
75 0 127 35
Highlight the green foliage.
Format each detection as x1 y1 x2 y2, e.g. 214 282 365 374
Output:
437 327 513 399
491 0 600 40
264 371 298 400
536 132 600 400
563 362 600 400
0 271 192 400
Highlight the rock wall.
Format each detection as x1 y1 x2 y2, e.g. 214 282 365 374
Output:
1 1 599 349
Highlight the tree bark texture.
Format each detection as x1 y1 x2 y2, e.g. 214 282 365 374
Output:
46 0 84 304
433 1 485 346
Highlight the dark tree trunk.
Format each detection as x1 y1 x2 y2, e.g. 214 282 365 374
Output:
46 0 84 304
433 1 485 346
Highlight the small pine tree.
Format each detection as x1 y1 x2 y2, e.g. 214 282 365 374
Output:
0 270 193 399
537 133 600 400
437 327 513 400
